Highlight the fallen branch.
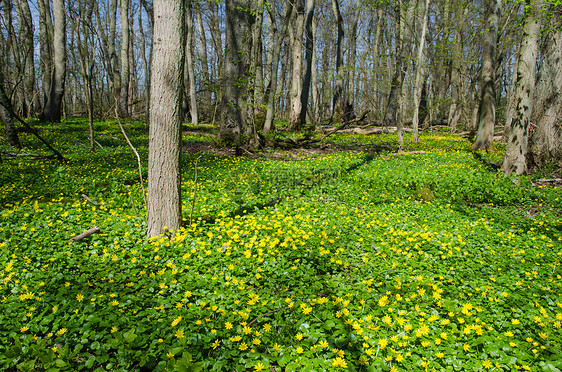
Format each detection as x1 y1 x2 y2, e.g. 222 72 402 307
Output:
81 194 98 206
69 226 102 242
247 306 289 327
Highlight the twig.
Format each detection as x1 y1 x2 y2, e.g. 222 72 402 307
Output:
129 193 138 217
189 156 202 226
81 194 98 206
247 306 289 327
69 226 102 242
114 104 147 207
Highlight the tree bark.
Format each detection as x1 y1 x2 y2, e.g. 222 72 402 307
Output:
472 0 501 152
288 0 305 131
412 0 430 142
41 0 66 122
185 1 198 125
299 0 315 126
147 0 185 237
37 0 53 110
263 3 293 135
528 3 562 168
220 0 257 147
502 0 540 175
119 0 130 116
15 0 36 117
331 0 345 121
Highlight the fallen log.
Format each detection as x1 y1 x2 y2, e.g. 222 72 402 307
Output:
69 226 102 242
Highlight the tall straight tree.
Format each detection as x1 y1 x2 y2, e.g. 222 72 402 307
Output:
119 0 130 116
15 0 36 117
288 0 305 130
220 0 258 147
147 0 185 237
502 0 540 175
299 0 315 126
41 0 66 122
472 0 501 152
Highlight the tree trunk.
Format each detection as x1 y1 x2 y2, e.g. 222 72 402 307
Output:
147 0 185 237
185 2 198 125
15 0 36 117
348 0 362 108
263 4 292 135
472 0 501 152
412 0 430 142
119 0 130 116
502 0 540 175
41 0 66 122
193 1 211 118
331 0 345 121
220 0 257 147
299 0 315 126
37 0 53 110
528 4 562 168
0 105 21 149
288 0 305 131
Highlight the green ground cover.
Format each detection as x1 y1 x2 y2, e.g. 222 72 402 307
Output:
1 119 561 371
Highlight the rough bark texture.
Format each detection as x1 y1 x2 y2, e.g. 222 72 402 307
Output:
220 0 257 147
263 4 293 135
412 0 429 142
472 0 501 152
41 0 66 122
37 0 53 108
502 0 540 175
527 5 562 168
331 0 345 120
119 0 130 116
299 0 315 126
185 2 198 125
15 0 36 117
288 0 305 131
147 0 185 237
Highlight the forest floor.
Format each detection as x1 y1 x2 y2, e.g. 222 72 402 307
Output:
0 118 561 371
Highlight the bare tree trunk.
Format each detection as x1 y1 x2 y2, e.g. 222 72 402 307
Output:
220 0 257 147
193 1 211 117
263 4 293 135
108 0 120 108
331 0 345 121
138 1 150 123
528 4 562 168
0 105 21 148
502 1 540 175
147 0 185 237
472 0 501 152
37 0 53 110
41 0 66 122
348 0 362 108
184 2 198 125
251 2 265 124
412 0 430 142
119 0 130 116
288 0 305 131
15 0 36 117
310 15 319 123
299 0 315 126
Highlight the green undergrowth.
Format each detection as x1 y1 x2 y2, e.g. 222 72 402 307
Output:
0 119 561 371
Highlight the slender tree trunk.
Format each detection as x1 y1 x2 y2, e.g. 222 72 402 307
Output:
310 15 319 123
220 0 257 147
412 0 430 142
147 0 185 237
348 0 362 108
119 0 130 116
251 2 265 123
37 0 53 109
138 1 150 123
263 4 293 135
193 1 211 117
331 0 345 121
472 0 501 152
185 2 198 125
41 0 66 122
288 0 305 130
0 105 21 148
299 0 315 126
502 1 540 175
528 4 562 167
15 0 36 117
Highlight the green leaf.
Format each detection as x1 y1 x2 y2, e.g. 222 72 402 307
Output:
123 328 137 343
